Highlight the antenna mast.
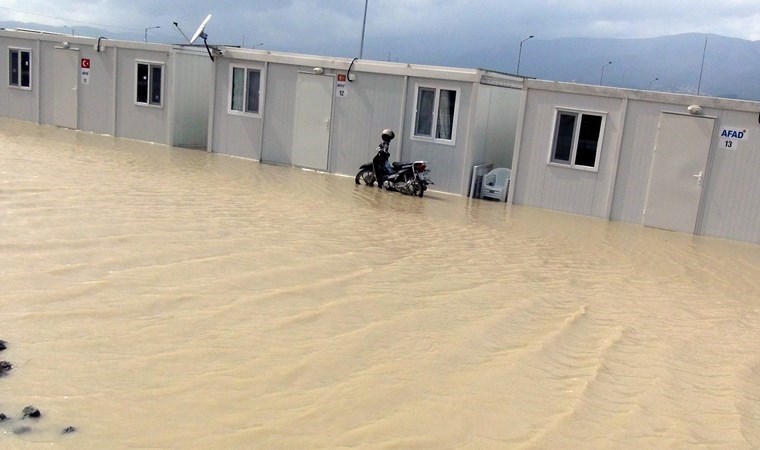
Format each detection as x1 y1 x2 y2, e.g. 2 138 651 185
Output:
173 21 192 44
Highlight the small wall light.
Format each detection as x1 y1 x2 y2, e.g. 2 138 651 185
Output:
687 105 703 115
313 67 324 75
61 41 70 49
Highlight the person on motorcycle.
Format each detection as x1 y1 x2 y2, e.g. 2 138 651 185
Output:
372 129 395 187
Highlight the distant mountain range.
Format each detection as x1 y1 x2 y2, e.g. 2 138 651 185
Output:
375 32 760 102
488 34 760 101
3 20 759 101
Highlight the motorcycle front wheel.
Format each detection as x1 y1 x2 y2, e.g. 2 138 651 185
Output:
355 168 375 186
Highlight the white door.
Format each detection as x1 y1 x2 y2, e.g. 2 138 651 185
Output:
642 112 715 233
52 49 79 129
292 73 332 171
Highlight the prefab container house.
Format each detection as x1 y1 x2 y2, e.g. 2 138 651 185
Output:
208 47 523 196
510 79 760 245
0 29 211 148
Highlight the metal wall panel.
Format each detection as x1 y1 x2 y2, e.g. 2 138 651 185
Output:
38 42 64 126
210 59 230 156
77 43 117 136
329 72 405 177
541 167 599 214
260 63 297 166
482 86 522 170
211 62 408 172
698 109 760 244
210 57 264 159
518 81 760 245
50 48 79 129
0 36 39 122
513 88 624 217
1 31 209 145
467 86 491 173
611 102 760 244
115 48 169 144
512 91 547 207
463 85 522 197
171 51 212 148
400 77 473 194
207 53 521 196
609 100 663 223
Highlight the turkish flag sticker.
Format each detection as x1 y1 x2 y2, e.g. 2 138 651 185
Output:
337 73 346 82
81 58 90 69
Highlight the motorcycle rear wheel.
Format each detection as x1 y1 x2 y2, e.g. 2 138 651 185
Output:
355 168 375 186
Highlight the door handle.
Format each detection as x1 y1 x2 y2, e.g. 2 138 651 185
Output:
693 171 703 185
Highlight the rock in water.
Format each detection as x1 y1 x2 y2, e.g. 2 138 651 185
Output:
21 406 41 419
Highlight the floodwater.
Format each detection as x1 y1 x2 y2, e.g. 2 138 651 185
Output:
1 117 759 449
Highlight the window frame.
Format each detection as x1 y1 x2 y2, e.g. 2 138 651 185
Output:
227 64 264 117
547 107 607 172
411 83 460 146
8 47 32 90
134 60 164 108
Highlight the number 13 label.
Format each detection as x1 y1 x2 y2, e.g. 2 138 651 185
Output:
719 127 746 150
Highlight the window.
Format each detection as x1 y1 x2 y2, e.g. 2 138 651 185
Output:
136 62 163 106
550 109 605 170
230 67 261 114
413 85 459 143
9 49 31 89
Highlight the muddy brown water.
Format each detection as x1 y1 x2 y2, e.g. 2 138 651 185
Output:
1 118 759 449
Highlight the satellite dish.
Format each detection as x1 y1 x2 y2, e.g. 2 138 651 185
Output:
187 14 216 62
190 14 212 44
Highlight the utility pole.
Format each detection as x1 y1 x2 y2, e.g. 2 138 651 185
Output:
599 61 612 85
359 0 369 58
516 35 534 76
697 36 708 95
144 26 160 43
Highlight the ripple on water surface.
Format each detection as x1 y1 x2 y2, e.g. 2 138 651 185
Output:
1 119 760 448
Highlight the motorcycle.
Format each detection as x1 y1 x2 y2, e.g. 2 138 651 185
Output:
354 129 434 197
354 140 390 188
381 160 433 197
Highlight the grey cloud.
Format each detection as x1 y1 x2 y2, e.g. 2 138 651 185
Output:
5 0 760 54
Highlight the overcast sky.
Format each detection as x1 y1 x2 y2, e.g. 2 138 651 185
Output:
3 0 760 61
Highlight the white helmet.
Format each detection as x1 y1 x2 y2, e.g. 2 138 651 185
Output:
381 129 395 142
